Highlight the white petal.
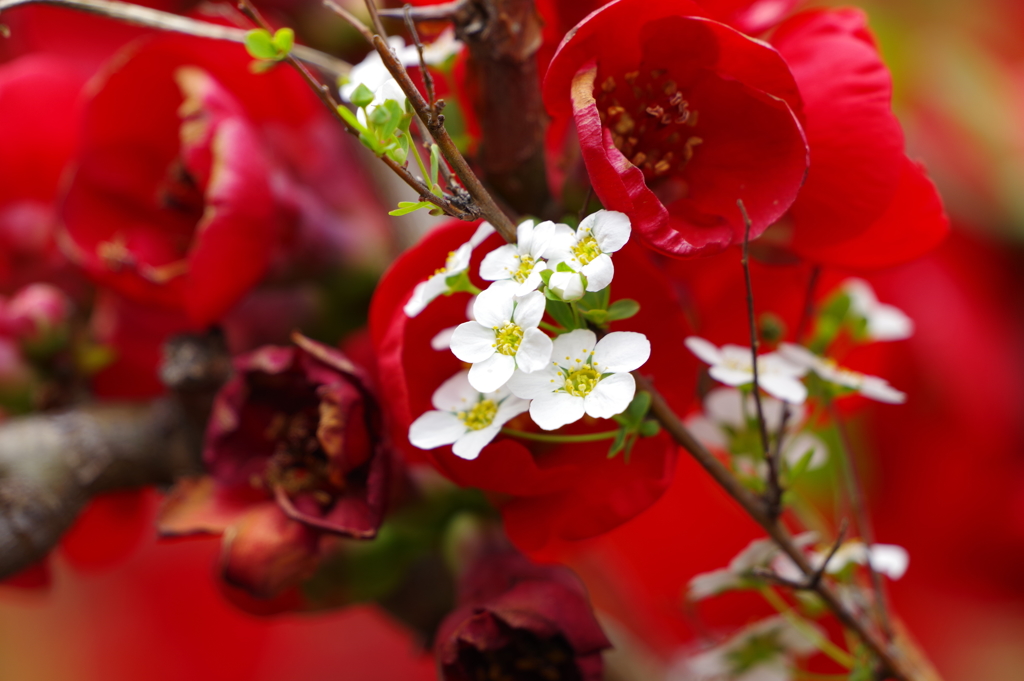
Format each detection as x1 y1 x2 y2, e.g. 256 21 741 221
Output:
869 544 909 580
547 270 585 301
516 219 536 253
687 569 740 601
511 290 546 329
514 263 547 296
445 242 474 274
452 425 501 460
703 388 746 429
473 283 515 327
783 433 829 470
859 377 906 404
529 220 558 258
551 329 597 369
685 336 724 366
588 209 631 253
593 331 650 373
544 224 577 263
508 366 561 399
758 374 808 404
479 244 522 281
776 343 820 372
515 328 553 373
450 322 497 363
431 370 479 411
494 395 531 425
760 352 808 379
403 273 448 317
467 352 516 392
468 221 496 247
430 326 457 351
685 415 729 450
708 365 754 387
581 253 614 292
409 411 467 449
584 372 635 419
868 305 914 341
529 391 586 430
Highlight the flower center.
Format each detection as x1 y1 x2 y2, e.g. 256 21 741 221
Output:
434 250 457 276
494 322 524 356
564 365 601 397
572 235 602 266
513 254 536 283
595 67 702 182
458 399 498 430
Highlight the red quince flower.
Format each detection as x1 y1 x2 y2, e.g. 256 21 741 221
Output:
435 548 610 681
158 333 391 598
543 0 809 257
370 220 693 551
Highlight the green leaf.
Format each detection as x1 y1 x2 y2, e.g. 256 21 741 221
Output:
248 59 277 74
368 103 391 130
429 144 441 188
626 390 652 423
272 27 294 55
337 105 367 133
580 308 608 324
606 298 640 321
244 29 278 60
389 200 435 216
539 269 554 285
546 300 576 330
556 261 575 273
607 428 626 458
638 420 661 437
350 83 375 109
785 446 816 483
379 99 405 139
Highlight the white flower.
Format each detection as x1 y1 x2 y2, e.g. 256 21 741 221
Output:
508 328 650 430
340 32 463 119
686 388 828 471
546 210 631 293
688 533 818 601
479 219 558 295
778 343 906 404
685 337 808 404
409 371 528 460
450 282 553 392
403 222 495 317
678 616 822 681
842 278 913 342
546 270 586 302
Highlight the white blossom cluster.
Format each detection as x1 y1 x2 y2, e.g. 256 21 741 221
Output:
405 211 651 460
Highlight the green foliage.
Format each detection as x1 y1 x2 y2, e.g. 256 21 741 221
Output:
244 28 295 70
608 390 659 460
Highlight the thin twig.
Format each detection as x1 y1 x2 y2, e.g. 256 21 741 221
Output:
404 3 437 116
796 266 822 345
323 0 374 44
739 200 782 517
362 0 387 39
755 519 850 591
370 32 518 240
0 0 350 77
378 0 469 22
829 400 895 642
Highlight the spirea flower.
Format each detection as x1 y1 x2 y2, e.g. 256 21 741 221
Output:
508 328 650 430
450 282 553 392
773 540 909 582
685 336 807 404
403 222 495 317
409 370 529 460
546 210 632 293
778 343 906 404
688 532 818 602
679 616 822 681
479 219 559 295
842 278 914 342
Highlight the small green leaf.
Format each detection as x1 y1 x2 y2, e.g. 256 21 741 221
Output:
389 200 435 216
546 300 576 330
607 428 626 458
351 83 375 109
638 420 661 437
556 261 575 273
244 29 278 60
337 105 367 133
581 308 608 324
606 298 640 321
378 99 405 139
369 103 391 129
272 27 294 55
785 446 816 483
430 144 441 188
539 269 554 285
626 390 652 423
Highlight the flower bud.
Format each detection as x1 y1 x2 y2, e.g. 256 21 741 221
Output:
5 283 70 344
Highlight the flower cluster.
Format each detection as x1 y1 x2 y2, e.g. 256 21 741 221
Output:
404 210 652 459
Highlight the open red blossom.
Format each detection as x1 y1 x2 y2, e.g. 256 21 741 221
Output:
370 221 694 551
543 0 809 257
158 334 391 599
436 549 610 681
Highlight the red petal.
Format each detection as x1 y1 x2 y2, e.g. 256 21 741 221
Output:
772 9 906 251
792 158 949 269
220 503 320 599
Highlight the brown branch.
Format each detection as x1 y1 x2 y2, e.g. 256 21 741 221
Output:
323 0 374 44
362 0 387 39
378 0 470 23
0 0 350 77
0 399 203 578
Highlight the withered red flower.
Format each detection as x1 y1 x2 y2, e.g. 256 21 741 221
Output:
543 0 809 257
159 333 391 599
435 549 610 681
370 221 692 551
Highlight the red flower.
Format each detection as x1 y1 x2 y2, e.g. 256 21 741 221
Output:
158 334 391 598
435 548 610 681
370 220 693 551
543 0 809 257
59 35 392 328
544 0 949 267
